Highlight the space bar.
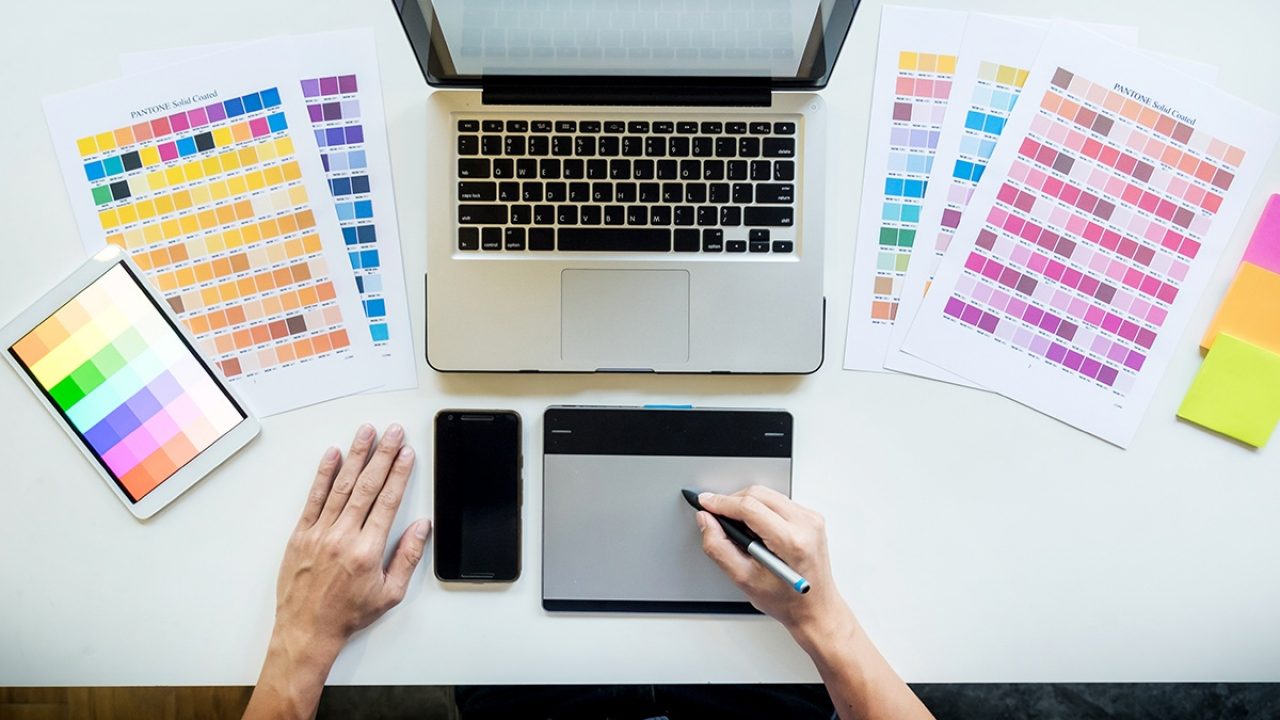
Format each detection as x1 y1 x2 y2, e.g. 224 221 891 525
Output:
557 228 671 252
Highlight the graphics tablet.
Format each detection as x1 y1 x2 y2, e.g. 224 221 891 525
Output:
1 246 260 518
543 406 792 614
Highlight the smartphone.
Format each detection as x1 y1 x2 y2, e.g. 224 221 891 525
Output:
434 410 522 582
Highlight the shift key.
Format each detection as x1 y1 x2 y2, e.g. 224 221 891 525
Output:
744 207 793 226
458 204 507 224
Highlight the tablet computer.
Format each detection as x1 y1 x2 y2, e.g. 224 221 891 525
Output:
1 246 260 519
542 405 792 614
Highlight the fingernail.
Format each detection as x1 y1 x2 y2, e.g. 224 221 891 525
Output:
414 519 431 539
323 447 340 462
358 424 375 442
695 513 707 530
698 492 713 503
398 446 415 462
386 423 404 441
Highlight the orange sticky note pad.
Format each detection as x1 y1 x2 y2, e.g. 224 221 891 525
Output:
1201 262 1280 353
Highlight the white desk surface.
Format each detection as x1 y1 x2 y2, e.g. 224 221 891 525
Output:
2 0 1279 687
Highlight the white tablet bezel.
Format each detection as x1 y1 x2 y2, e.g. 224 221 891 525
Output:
0 246 261 519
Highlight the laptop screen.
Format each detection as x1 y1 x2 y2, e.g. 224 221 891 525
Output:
393 0 859 89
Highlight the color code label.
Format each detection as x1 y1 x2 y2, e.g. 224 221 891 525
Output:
9 265 243 501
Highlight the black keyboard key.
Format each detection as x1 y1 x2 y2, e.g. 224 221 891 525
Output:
504 228 526 250
674 205 694 226
568 182 590 202
610 159 631 180
580 206 602 225
692 137 714 157
458 158 489 178
650 206 672 225
755 184 794 204
696 206 717 226
481 135 502 155
458 120 479 132
458 227 479 250
587 159 608 179
604 121 626 133
563 159 585 179
575 136 597 156
627 206 648 225
732 183 753 204
540 159 561 179
633 159 655 179
511 205 531 225
661 183 682 203
720 206 742 226
616 182 637 203
675 229 700 252
482 227 503 250
645 137 667 157
458 181 497 201
749 122 771 135
727 240 747 253
531 120 553 133
580 121 602 133
703 229 724 252
749 240 770 253
676 160 697 180
558 228 670 252
505 120 528 132
654 121 675 134
528 136 550 156
657 160 678 179
529 228 554 251
517 159 538 178
774 122 796 135
458 135 479 156
599 136 620 156
685 183 707 203
772 240 794 253
545 181 567 202
700 121 723 133
498 182 519 201
703 160 725 181
521 182 543 202
558 205 578 225
774 160 795 181
459 204 506 224
552 136 573 156
628 121 650 134
482 120 503 132
504 135 526 155
727 160 748 180
725 122 747 134
676 121 698 134
533 205 555 225
750 160 771 181
738 137 760 158
639 183 660 203
592 182 613 202
492 158 514 178
764 138 796 157
750 229 771 242
556 120 577 133
603 205 625 225
744 207 794 226
622 136 643 157
709 183 730 203
668 137 690 157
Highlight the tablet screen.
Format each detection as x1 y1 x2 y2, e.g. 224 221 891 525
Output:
8 262 245 502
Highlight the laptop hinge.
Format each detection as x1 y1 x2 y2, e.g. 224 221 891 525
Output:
481 76 772 108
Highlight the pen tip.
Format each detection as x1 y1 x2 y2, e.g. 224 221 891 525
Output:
680 488 701 508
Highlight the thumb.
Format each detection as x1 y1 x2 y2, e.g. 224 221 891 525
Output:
697 511 754 584
384 519 431 604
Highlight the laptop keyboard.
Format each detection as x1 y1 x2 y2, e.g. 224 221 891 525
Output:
454 117 798 254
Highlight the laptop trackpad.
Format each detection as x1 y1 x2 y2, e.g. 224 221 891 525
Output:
561 270 690 367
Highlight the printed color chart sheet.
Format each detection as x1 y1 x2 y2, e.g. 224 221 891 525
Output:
903 24 1280 446
122 30 416 392
844 6 967 371
45 43 376 416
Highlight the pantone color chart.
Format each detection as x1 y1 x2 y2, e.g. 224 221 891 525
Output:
120 30 418 392
844 6 967 370
47 42 377 415
8 265 243 501
904 24 1280 445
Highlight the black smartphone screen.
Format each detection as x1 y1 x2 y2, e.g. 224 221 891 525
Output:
434 410 521 581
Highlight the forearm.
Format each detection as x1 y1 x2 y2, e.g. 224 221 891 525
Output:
242 626 342 720
792 608 933 720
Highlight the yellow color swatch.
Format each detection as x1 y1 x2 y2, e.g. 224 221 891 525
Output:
1178 334 1280 447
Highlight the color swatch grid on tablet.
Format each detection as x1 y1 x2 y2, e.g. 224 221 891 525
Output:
304 74 389 345
939 67 1242 393
871 51 956 322
74 88 355 380
924 62 1028 293
8 265 242 501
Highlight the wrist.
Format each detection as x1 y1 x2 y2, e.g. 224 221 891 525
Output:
267 622 345 676
787 596 859 658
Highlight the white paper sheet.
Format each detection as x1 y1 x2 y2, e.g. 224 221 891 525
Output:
45 41 378 417
901 22 1280 446
121 30 417 393
843 5 969 371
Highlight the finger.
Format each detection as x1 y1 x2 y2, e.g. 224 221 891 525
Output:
319 424 377 525
339 423 405 528
735 485 808 522
699 492 793 549
298 447 341 529
384 519 432 605
698 511 755 584
363 445 416 543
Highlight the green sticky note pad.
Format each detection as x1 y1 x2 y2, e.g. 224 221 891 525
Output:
1178 335 1280 447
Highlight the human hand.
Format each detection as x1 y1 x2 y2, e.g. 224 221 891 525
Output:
272 423 432 662
696 486 854 648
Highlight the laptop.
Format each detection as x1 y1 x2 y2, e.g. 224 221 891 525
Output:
392 0 859 373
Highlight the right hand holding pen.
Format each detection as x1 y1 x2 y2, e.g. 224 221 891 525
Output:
697 486 854 645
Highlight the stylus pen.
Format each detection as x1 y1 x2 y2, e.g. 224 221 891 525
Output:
681 489 811 594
